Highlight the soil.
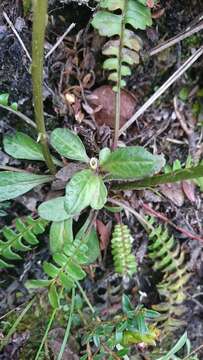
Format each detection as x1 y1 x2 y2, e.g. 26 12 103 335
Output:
0 0 203 359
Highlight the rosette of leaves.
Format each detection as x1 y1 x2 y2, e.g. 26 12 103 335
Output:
91 0 152 90
1 129 165 221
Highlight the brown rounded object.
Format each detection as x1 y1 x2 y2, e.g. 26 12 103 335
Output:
88 85 137 128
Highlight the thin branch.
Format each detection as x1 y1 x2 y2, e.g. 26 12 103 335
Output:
3 11 32 61
45 23 76 59
119 46 203 136
0 104 36 129
149 21 203 56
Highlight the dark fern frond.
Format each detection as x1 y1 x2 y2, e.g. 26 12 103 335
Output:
0 216 48 268
147 217 191 334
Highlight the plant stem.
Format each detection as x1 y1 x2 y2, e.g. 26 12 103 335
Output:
76 281 95 315
57 288 75 360
32 0 56 174
113 0 128 148
112 164 203 190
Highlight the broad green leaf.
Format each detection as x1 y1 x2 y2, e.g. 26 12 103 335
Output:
38 197 70 221
25 279 52 289
76 222 100 264
49 219 73 254
65 170 107 216
3 132 44 161
50 128 89 163
101 146 165 180
0 171 53 201
48 284 60 308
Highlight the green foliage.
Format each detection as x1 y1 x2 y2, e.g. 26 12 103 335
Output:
65 169 107 215
0 171 53 202
111 224 137 277
91 0 152 90
49 219 73 254
26 220 100 308
0 216 48 268
147 217 191 334
157 332 187 360
83 294 160 358
101 146 165 180
0 93 18 110
4 132 45 161
51 128 89 163
38 197 70 221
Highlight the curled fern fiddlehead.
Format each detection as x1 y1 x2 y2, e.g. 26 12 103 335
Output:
0 216 48 268
92 0 152 90
147 217 191 334
111 224 137 277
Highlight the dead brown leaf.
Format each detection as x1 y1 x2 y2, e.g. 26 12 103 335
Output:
96 219 112 251
87 85 137 128
160 183 185 207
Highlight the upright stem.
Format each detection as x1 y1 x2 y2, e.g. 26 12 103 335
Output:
113 0 128 148
32 0 56 174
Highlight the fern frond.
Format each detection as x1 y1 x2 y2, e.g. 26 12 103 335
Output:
147 217 191 334
92 0 152 90
111 223 137 277
0 216 48 268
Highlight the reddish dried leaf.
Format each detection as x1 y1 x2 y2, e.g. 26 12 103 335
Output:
88 85 137 128
182 180 196 203
96 219 111 250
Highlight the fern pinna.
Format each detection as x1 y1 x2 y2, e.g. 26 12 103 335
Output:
0 216 47 268
111 223 137 277
147 217 191 334
92 0 152 91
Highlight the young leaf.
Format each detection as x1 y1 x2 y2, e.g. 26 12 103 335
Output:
3 132 45 161
101 146 165 180
51 128 89 163
65 170 107 216
0 93 9 106
49 219 73 254
38 197 70 221
0 171 53 201
25 279 52 289
99 147 111 165
48 284 60 308
76 222 100 264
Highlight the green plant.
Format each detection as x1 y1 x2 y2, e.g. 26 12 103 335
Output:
111 223 137 277
91 0 152 146
147 217 191 335
0 216 48 268
82 294 160 359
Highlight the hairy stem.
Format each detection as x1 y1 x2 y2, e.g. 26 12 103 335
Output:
112 164 203 190
113 0 128 148
32 0 56 174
